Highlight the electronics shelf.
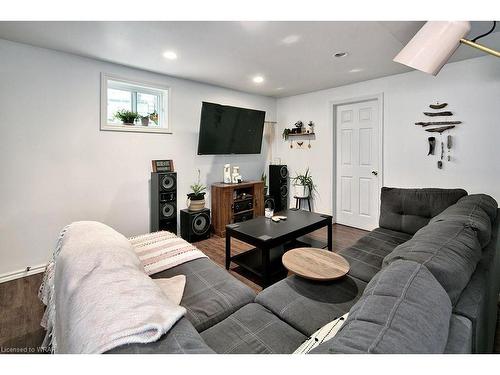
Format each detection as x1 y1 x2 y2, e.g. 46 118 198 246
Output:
211 180 264 237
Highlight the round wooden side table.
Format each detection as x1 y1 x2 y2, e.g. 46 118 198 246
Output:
282 248 350 281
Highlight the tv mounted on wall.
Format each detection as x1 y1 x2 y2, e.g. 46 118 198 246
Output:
197 102 266 155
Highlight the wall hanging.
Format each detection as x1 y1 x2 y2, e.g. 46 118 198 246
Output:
415 102 462 169
282 121 316 149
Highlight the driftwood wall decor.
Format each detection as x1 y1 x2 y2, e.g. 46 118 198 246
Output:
415 102 462 169
415 121 462 126
430 103 448 109
423 111 453 117
425 125 456 133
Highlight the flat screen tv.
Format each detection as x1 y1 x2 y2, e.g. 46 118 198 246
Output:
197 102 266 155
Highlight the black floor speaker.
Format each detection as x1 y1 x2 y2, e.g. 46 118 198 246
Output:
180 208 211 243
151 172 177 233
269 165 289 212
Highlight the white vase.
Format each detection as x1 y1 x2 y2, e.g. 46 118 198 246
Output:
294 184 309 198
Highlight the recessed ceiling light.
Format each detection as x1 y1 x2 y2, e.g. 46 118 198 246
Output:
349 68 363 73
282 35 300 45
276 87 284 91
163 51 178 60
252 75 265 84
333 52 348 58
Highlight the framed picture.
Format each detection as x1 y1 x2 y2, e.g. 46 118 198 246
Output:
152 160 174 173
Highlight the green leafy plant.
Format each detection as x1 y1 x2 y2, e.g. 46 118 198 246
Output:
291 168 317 198
188 169 207 200
282 128 291 140
261 172 267 187
114 110 139 124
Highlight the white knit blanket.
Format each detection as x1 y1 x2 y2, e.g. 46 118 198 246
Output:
39 221 186 354
128 231 207 275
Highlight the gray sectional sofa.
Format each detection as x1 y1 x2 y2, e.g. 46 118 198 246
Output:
108 188 500 354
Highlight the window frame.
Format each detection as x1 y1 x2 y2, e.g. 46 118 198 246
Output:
100 73 172 134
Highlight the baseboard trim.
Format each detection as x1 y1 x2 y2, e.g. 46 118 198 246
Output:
0 263 47 284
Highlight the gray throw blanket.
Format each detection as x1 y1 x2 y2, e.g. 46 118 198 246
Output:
39 221 185 354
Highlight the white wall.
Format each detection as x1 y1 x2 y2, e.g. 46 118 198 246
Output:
275 56 500 217
0 39 276 277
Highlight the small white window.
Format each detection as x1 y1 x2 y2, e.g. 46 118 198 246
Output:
100 74 171 134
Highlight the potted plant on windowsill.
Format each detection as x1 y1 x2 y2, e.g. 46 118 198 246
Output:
149 111 159 126
187 169 207 212
114 110 139 125
291 168 317 198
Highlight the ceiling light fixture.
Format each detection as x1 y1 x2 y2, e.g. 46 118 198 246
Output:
349 68 363 73
333 52 348 58
163 51 178 60
282 35 300 45
394 21 499 76
252 75 265 84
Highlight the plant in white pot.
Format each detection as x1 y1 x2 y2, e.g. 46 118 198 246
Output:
187 169 207 212
291 168 317 198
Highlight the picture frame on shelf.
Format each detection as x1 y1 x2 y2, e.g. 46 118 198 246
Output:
152 160 174 173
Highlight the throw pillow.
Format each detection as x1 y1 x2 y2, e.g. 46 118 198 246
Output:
293 313 348 354
153 275 186 305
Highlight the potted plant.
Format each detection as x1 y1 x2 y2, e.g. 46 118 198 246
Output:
282 128 291 140
307 121 315 134
187 169 207 212
261 172 268 196
140 115 150 126
114 110 139 125
149 111 159 125
291 168 317 198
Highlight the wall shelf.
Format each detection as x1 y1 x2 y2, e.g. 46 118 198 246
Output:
287 132 315 137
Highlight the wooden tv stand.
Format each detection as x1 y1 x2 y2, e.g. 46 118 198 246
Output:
211 180 265 237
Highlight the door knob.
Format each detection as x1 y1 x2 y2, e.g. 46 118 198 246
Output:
371 171 378 176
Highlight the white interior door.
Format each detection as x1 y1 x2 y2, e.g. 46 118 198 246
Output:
336 99 380 230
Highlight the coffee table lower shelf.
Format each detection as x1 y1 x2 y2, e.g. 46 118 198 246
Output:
230 247 287 280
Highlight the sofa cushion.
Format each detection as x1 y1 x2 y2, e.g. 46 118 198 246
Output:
255 274 366 336
105 318 215 354
456 194 498 222
338 227 412 283
452 216 500 354
383 220 482 305
429 199 492 247
201 303 306 354
379 187 467 235
444 315 473 354
310 260 452 354
152 258 255 332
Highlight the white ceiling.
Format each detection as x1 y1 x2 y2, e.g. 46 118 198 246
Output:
0 21 498 97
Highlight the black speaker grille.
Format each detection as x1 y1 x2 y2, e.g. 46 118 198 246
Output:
161 174 176 191
161 202 176 218
280 166 288 179
192 212 210 235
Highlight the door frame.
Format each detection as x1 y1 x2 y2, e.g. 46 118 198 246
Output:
329 93 384 228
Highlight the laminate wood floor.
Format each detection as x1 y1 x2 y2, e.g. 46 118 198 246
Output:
1 223 499 354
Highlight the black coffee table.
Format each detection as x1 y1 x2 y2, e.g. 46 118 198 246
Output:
225 209 332 288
